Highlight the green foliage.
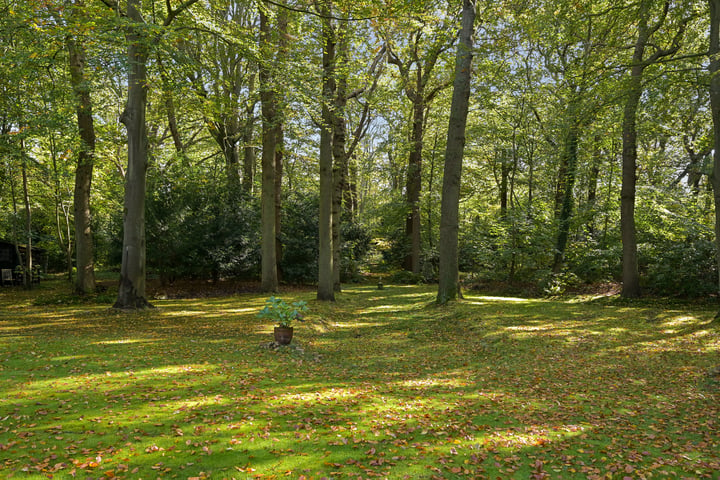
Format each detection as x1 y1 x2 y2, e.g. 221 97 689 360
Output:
564 237 621 283
643 235 717 296
256 295 308 327
368 195 410 269
458 207 556 285
636 189 716 297
144 178 261 282
280 193 319 284
340 221 372 283
540 269 582 296
388 269 425 284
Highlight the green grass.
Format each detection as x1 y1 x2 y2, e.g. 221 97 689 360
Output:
1 279 719 479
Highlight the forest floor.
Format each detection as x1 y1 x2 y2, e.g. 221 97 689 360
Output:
0 278 719 479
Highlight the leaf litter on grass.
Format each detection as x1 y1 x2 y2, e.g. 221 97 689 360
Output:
0 281 719 478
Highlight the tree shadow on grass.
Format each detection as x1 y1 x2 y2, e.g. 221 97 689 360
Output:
0 284 718 478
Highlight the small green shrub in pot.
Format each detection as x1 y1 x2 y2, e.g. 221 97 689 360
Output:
257 296 308 328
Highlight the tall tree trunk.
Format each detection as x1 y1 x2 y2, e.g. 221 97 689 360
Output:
318 4 336 301
275 125 284 281
259 5 279 293
68 33 97 294
159 57 183 154
621 0 684 298
404 97 424 274
242 96 256 193
437 0 475 304
708 0 720 298
331 26 349 292
552 118 580 272
621 72 643 297
115 0 151 309
21 156 33 289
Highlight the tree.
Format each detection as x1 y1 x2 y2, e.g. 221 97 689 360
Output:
113 0 200 309
330 21 385 291
385 9 455 274
437 0 476 304
258 1 286 293
709 0 720 298
620 0 686 298
67 0 98 295
317 1 336 301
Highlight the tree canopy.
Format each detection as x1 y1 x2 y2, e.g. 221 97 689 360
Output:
0 0 716 302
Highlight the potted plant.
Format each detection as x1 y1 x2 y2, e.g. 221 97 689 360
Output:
257 296 308 345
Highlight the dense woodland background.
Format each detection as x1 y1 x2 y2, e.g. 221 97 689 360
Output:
0 0 716 303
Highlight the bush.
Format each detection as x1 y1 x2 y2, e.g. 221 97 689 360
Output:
635 189 716 297
340 221 372 283
280 194 319 284
145 180 261 282
643 236 716 297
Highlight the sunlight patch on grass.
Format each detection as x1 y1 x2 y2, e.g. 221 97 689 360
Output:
505 324 558 332
221 307 258 314
395 377 468 389
480 423 588 450
133 364 219 377
162 310 208 317
159 395 234 413
50 355 89 361
658 315 701 333
333 321 383 328
0 320 76 331
94 339 156 345
466 295 531 303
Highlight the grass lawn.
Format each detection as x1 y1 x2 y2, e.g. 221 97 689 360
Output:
1 279 719 479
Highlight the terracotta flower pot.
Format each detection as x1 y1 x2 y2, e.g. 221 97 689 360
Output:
274 326 294 345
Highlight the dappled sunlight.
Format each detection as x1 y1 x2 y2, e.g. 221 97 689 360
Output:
161 309 208 317
395 376 469 389
332 321 383 328
466 295 531 303
1 282 719 478
50 355 89 362
480 423 589 450
362 303 418 313
94 338 157 346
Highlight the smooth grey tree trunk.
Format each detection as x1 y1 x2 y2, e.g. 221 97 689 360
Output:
552 119 580 272
708 0 720 298
620 70 643 298
437 0 475 304
621 0 684 298
259 6 279 293
68 33 97 295
318 6 336 301
22 157 33 289
115 0 151 309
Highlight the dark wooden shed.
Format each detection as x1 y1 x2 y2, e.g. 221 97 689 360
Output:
0 240 43 285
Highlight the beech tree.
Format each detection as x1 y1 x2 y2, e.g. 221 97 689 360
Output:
709 0 720 297
620 0 687 298
258 1 287 293
436 0 476 304
385 8 456 275
110 0 200 309
317 1 336 301
66 0 98 295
